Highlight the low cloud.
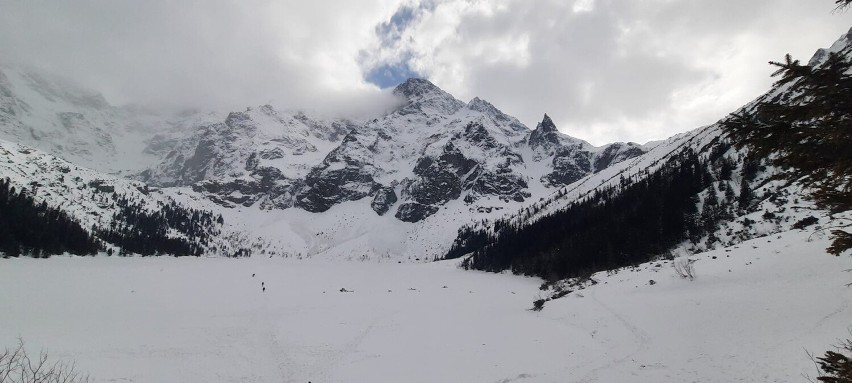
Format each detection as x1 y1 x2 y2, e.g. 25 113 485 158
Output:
0 0 405 118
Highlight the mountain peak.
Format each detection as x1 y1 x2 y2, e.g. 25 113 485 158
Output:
391 78 464 115
536 114 557 133
809 26 852 66
392 78 443 99
528 113 561 149
467 97 498 114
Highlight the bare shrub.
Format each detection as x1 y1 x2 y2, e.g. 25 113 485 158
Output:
673 257 696 280
0 339 90 383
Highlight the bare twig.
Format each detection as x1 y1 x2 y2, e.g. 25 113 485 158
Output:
673 257 696 280
804 348 821 383
0 340 90 383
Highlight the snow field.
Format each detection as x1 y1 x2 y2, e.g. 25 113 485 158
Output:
1 228 850 382
540 229 852 382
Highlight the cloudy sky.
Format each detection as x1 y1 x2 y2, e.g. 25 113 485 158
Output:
1 0 850 144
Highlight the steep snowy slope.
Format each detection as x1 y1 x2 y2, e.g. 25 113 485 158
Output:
0 65 166 173
140 105 355 210
491 25 851 233
0 138 260 257
445 26 852 277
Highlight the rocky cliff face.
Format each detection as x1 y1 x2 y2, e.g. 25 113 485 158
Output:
0 66 647 223
528 113 646 187
140 78 647 221
141 105 353 209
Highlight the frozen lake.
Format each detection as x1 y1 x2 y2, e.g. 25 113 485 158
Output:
1 230 850 382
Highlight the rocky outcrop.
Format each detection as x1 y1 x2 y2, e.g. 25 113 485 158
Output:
142 105 354 210
529 114 647 187
295 165 377 212
528 113 561 149
543 146 593 186
471 171 530 203
395 202 440 223
295 133 378 212
191 163 297 209
371 186 398 216
593 142 645 172
405 142 477 205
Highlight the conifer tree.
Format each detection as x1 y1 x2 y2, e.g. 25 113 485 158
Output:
723 49 852 255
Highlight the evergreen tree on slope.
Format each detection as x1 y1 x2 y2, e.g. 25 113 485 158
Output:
723 48 852 255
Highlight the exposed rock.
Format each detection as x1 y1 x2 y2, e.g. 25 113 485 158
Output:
245 152 259 172
295 167 377 212
371 186 398 216
593 143 645 172
529 114 646 187
406 142 477 207
395 202 439 222
294 131 379 212
462 122 499 150
543 146 593 187
180 135 220 184
471 171 530 202
528 113 561 149
225 111 252 128
192 167 297 209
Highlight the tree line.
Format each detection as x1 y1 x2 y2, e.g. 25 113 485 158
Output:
444 142 748 281
0 177 222 258
0 178 100 257
97 194 222 257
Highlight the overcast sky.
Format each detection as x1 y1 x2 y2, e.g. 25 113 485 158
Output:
1 0 850 144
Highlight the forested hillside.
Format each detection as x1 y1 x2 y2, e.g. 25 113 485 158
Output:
97 193 222 257
444 137 782 280
0 177 101 257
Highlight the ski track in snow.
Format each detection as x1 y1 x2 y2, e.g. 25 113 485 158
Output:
576 294 653 383
250 304 295 383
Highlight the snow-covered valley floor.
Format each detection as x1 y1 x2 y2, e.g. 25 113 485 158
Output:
1 229 851 383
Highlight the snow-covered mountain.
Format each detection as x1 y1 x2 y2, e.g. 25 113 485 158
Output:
0 69 647 259
0 65 171 174
444 26 852 278
0 138 228 256
140 78 646 223
2 26 850 262
139 106 355 211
